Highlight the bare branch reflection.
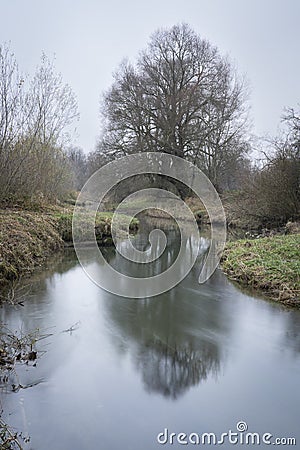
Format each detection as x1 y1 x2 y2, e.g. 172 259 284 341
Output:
102 222 230 399
136 338 221 399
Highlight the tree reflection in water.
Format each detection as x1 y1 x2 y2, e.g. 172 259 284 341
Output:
135 337 221 399
101 220 230 399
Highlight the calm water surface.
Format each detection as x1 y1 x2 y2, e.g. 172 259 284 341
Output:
1 225 300 449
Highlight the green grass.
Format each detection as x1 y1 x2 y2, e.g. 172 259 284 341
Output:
221 234 300 307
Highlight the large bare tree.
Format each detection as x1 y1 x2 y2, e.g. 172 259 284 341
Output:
98 24 250 189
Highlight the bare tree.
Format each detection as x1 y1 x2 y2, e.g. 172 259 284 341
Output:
282 104 300 158
67 146 88 190
230 107 300 227
0 44 26 191
0 44 79 201
99 24 250 189
26 54 78 147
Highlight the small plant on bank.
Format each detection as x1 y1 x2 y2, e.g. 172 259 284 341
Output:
0 416 30 450
0 326 52 449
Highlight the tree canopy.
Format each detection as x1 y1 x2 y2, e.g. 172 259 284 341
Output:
98 24 250 189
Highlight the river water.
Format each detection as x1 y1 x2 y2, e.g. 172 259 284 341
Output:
1 224 300 449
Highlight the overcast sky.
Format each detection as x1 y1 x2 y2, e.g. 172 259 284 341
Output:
1 0 299 152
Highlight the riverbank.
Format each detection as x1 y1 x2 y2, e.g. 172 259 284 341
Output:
0 208 63 290
1 202 299 309
0 204 138 292
221 233 300 308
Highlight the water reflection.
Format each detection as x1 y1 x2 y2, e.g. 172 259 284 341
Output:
0 250 78 329
101 225 229 399
283 311 300 354
135 337 221 399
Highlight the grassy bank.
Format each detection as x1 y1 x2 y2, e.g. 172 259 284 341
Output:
221 234 300 308
0 204 138 291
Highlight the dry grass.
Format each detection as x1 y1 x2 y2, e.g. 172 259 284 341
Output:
0 209 63 287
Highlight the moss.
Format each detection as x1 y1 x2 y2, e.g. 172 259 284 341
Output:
221 234 300 308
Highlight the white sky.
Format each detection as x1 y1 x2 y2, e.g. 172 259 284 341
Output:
1 0 299 152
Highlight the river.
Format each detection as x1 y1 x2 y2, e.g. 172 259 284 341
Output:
1 223 300 449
